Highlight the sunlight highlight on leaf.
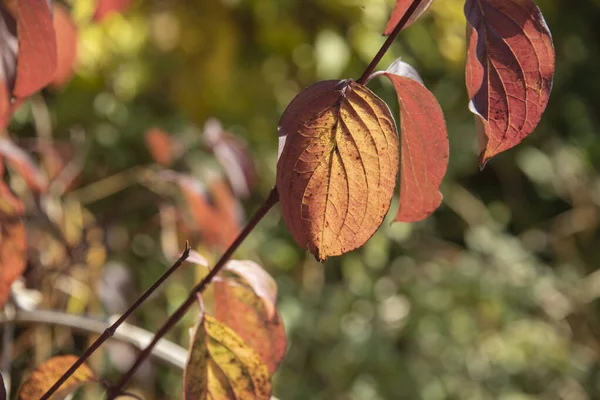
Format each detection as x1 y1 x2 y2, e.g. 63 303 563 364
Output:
277 80 399 261
383 0 434 35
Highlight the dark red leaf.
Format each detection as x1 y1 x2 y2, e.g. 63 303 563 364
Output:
383 0 434 35
51 3 78 87
214 280 286 374
464 0 555 167
382 63 448 221
93 0 134 22
0 179 26 308
0 137 47 192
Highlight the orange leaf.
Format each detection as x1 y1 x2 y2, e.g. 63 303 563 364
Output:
383 0 434 35
214 280 286 374
0 137 47 193
18 355 94 400
380 60 448 222
51 4 78 87
93 0 133 22
0 180 26 308
277 80 399 261
184 313 272 400
224 260 277 319
464 0 555 167
145 128 180 167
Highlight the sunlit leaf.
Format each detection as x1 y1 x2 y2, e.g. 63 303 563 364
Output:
0 137 47 193
184 312 272 400
464 0 555 167
383 0 434 35
94 0 134 22
51 3 78 87
277 79 399 261
380 60 448 221
0 180 26 308
224 260 277 319
18 355 94 400
214 280 286 374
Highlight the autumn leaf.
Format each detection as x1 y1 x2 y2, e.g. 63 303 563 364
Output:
224 260 277 319
204 118 257 198
184 312 272 400
93 0 134 22
277 79 399 261
145 128 181 167
464 0 555 167
51 3 78 87
0 180 26 308
18 355 94 400
383 0 434 35
0 0 57 128
214 280 286 374
370 59 448 222
0 137 47 193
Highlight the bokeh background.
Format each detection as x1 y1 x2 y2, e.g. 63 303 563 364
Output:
3 0 600 399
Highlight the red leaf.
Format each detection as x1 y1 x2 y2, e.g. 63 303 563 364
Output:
51 3 78 87
383 0 434 35
214 280 286 374
464 0 555 167
0 180 26 308
0 137 47 193
11 0 57 99
382 61 448 222
93 0 134 22
224 260 277 319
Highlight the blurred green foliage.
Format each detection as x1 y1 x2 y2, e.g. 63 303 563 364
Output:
7 0 600 399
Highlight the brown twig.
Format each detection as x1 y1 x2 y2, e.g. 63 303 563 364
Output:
39 245 191 400
107 187 280 398
357 0 425 85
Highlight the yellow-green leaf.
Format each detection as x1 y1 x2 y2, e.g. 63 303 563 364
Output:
184 313 272 400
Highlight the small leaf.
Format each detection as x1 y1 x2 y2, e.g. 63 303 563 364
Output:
94 0 134 22
214 280 286 374
51 3 78 87
18 355 95 400
145 128 180 167
382 62 448 221
0 137 47 193
277 79 399 261
184 313 272 400
224 260 277 319
383 0 434 35
0 180 26 308
204 118 257 198
464 0 555 167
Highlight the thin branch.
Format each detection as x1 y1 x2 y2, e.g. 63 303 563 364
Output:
39 245 191 400
0 309 188 369
357 0 425 85
107 187 280 398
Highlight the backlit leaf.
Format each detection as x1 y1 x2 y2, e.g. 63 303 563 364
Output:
383 0 434 35
18 355 94 400
184 313 272 400
214 280 286 373
51 3 78 87
381 61 448 222
277 79 399 261
0 180 25 308
0 137 47 193
464 0 555 167
224 260 277 319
